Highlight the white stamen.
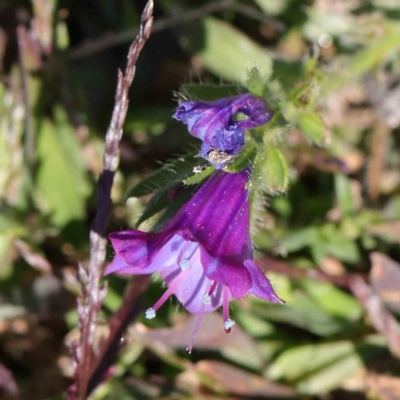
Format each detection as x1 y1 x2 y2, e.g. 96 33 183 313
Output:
179 258 190 270
224 319 235 330
202 294 211 304
145 307 156 319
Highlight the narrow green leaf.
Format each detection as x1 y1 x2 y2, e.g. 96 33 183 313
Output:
135 188 171 228
253 291 352 336
225 140 256 173
53 107 91 198
268 341 357 382
126 150 207 199
253 146 289 194
296 339 385 394
244 67 266 97
269 338 386 394
298 111 326 145
320 224 360 263
281 227 319 253
0 234 14 279
183 165 214 186
335 173 354 216
300 280 363 321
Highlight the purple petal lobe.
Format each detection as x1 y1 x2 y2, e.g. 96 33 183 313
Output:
105 232 185 275
243 260 285 304
200 249 251 298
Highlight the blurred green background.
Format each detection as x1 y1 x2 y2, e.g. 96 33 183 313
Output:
1 0 400 399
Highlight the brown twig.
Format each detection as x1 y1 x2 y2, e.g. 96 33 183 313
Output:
349 275 400 358
367 117 389 203
69 0 266 60
70 2 154 399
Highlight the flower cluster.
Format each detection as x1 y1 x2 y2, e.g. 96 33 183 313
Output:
106 93 282 352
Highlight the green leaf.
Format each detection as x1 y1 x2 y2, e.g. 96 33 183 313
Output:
244 67 266 97
268 337 386 394
282 224 360 264
135 188 171 227
320 224 360 263
252 279 357 336
295 339 384 394
0 234 14 280
335 173 354 216
36 119 86 227
253 146 289 194
183 17 273 82
281 227 319 253
300 280 363 321
324 236 360 263
234 308 279 338
183 165 214 186
253 292 351 336
225 140 256 173
268 340 357 382
53 108 91 198
254 0 290 15
126 150 207 198
298 111 326 145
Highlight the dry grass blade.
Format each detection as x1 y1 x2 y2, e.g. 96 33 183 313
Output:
69 2 154 399
350 259 400 359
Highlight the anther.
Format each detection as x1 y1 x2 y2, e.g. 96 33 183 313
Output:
145 308 156 319
179 259 190 270
202 294 211 304
224 318 235 333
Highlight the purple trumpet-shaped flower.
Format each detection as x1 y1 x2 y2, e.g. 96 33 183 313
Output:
173 94 272 168
105 169 283 352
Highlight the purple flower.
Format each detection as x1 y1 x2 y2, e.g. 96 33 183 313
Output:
105 169 283 352
173 94 272 168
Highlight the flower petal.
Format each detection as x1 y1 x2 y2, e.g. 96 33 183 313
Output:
243 260 285 304
200 248 252 298
173 94 272 167
105 232 185 275
160 243 224 314
167 169 252 262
